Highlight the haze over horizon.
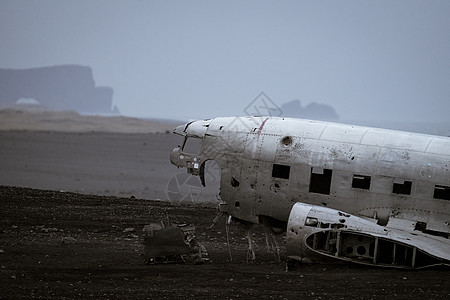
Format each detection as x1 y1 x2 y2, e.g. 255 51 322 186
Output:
1 1 449 123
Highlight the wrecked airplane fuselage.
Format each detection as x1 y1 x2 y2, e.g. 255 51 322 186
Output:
170 116 450 268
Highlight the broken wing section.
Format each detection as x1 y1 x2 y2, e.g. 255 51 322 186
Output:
287 203 450 269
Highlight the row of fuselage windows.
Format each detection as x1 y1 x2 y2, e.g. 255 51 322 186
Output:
271 163 450 201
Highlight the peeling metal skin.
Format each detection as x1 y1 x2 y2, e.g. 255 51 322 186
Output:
170 116 450 268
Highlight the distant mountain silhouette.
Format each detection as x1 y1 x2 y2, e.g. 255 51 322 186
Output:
0 65 118 114
280 99 339 121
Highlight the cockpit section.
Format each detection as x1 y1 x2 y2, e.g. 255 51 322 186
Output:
173 119 212 138
170 119 213 185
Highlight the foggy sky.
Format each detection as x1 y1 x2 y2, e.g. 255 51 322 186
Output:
1 0 449 122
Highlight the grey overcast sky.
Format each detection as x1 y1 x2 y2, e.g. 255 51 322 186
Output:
1 0 449 122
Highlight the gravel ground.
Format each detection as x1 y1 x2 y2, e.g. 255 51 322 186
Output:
1 186 449 299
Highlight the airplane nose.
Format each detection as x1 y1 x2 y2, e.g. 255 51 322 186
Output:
170 146 182 166
172 119 211 137
173 123 187 136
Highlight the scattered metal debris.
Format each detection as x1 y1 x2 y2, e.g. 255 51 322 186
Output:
142 220 208 265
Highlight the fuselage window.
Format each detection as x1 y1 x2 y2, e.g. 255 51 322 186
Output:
393 179 412 195
352 175 371 190
309 167 333 195
272 164 290 179
433 185 450 200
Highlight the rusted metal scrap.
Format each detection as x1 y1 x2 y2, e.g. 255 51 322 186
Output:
142 222 208 264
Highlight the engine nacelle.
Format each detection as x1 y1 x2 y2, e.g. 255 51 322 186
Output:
286 203 449 269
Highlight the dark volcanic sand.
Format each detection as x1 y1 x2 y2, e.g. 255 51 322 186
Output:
0 130 220 204
1 186 449 299
0 130 180 200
